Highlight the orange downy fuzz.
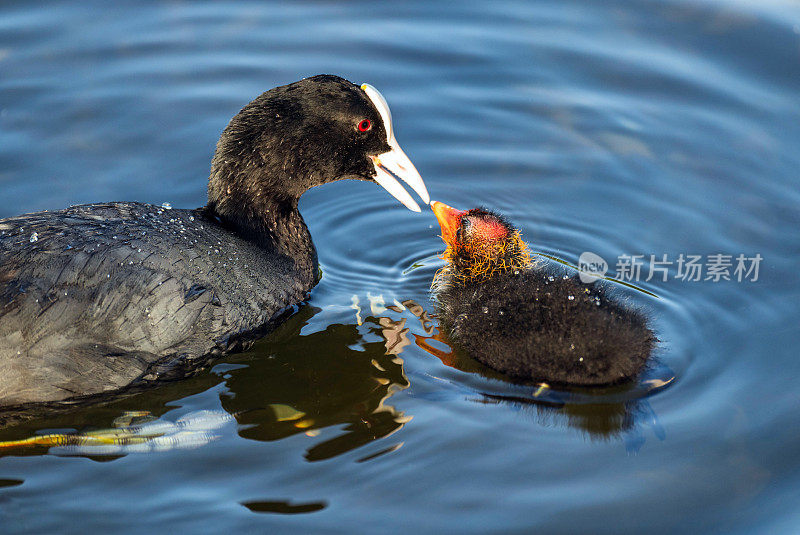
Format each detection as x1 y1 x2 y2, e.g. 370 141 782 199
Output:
439 230 532 285
431 201 532 287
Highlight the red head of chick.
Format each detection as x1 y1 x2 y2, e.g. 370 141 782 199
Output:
432 202 532 288
430 201 655 387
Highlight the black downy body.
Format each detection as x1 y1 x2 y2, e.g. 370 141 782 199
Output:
433 205 655 387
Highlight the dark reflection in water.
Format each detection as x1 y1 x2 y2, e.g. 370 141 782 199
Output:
220 305 411 462
241 499 327 515
478 394 665 453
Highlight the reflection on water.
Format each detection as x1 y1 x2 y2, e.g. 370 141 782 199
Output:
0 410 233 456
0 294 671 458
241 499 327 515
220 305 411 462
478 395 666 453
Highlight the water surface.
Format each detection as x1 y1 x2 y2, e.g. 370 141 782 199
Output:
1 0 799 532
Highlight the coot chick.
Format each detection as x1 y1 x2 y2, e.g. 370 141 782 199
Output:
0 75 429 406
430 201 655 386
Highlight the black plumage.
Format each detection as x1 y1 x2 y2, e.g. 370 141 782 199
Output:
0 75 426 406
431 202 655 386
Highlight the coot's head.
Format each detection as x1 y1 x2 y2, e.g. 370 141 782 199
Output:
431 201 531 286
208 75 429 222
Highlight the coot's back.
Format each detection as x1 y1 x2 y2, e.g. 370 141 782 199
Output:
0 202 314 405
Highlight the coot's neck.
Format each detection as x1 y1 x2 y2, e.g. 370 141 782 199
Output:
204 194 319 286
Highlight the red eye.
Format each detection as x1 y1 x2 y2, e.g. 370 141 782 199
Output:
358 119 371 132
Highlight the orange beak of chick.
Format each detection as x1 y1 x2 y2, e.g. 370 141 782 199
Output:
431 201 466 246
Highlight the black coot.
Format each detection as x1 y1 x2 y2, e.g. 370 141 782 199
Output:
0 75 429 406
430 201 655 386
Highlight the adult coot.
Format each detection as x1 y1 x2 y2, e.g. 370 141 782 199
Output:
430 201 655 386
0 75 429 406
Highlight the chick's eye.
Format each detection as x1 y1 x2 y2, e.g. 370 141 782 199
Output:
357 119 372 132
456 219 471 242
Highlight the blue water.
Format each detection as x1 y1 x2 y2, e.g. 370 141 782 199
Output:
2 0 800 532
